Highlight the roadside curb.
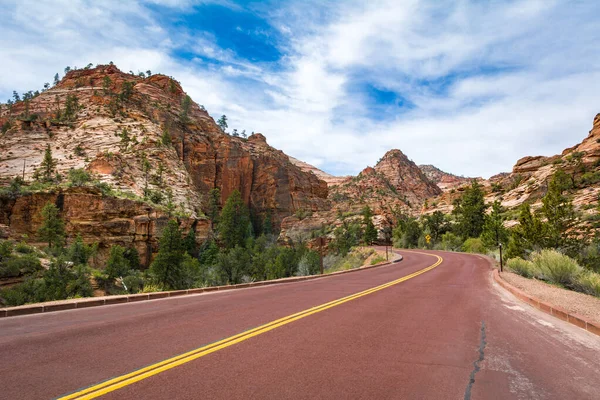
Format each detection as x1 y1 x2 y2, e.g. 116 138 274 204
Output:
493 269 600 337
0 254 403 318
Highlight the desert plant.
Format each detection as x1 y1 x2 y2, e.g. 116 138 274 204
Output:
574 271 600 297
531 249 581 286
506 258 537 278
462 238 487 254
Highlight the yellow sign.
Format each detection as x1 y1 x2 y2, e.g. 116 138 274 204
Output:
425 234 431 244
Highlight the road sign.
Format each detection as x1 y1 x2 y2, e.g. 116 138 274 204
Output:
425 234 431 244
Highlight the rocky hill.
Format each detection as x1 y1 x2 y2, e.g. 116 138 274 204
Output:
426 114 600 224
281 149 442 242
0 65 329 264
418 164 474 192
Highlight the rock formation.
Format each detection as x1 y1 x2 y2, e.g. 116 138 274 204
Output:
0 65 329 263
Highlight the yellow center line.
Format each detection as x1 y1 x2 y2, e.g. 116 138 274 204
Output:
58 251 442 400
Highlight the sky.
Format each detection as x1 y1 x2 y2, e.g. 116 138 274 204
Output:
1 0 599 178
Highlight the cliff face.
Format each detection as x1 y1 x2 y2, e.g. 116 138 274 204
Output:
0 187 210 267
0 65 329 257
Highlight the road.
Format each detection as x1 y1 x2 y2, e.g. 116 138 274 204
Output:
1 250 599 399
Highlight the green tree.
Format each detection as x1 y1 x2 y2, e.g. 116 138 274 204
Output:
506 203 547 259
63 94 79 121
219 190 252 249
331 220 362 255
161 129 172 146
453 180 486 239
217 115 228 133
68 168 91 187
66 234 96 266
361 205 378 245
217 246 250 284
392 217 421 248
38 202 65 250
198 237 219 266
541 170 576 249
36 144 57 182
150 220 185 289
102 76 112 94
105 245 131 280
208 188 221 229
423 211 447 242
481 200 509 249
262 212 273 236
53 73 60 86
119 81 134 102
180 95 191 124
183 227 197 257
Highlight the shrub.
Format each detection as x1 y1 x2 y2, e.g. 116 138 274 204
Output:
141 283 163 293
122 271 144 294
462 238 486 254
370 255 386 265
15 241 35 254
531 249 582 286
574 271 600 297
441 232 462 251
506 258 537 278
68 168 92 187
296 251 320 276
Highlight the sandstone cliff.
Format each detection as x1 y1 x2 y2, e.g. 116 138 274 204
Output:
0 65 329 260
426 113 600 223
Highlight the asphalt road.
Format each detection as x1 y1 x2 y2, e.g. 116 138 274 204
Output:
1 250 599 399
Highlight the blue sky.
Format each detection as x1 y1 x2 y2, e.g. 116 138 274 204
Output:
1 0 599 178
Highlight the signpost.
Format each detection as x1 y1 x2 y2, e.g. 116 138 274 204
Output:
499 242 504 272
317 237 325 274
382 226 392 261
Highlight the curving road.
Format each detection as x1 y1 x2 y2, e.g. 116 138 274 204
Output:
1 250 599 399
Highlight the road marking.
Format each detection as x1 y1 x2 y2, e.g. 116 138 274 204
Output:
58 251 442 400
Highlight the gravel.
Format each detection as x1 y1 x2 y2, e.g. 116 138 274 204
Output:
501 271 600 325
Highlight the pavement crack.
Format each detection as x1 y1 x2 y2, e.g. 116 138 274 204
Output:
464 321 487 400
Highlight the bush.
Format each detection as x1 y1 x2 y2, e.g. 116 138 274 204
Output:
370 255 386 265
122 271 144 294
15 241 35 254
462 238 486 254
531 249 582 286
574 271 600 297
68 168 92 187
296 251 320 276
441 232 462 251
506 258 537 278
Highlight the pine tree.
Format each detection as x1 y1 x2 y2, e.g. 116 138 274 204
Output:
38 202 65 249
105 245 131 280
541 170 576 248
217 115 228 133
453 180 486 239
219 190 252 249
53 73 60 86
481 200 508 248
262 213 273 236
66 234 96 265
362 205 378 245
208 188 221 229
36 144 57 182
183 227 197 257
180 95 191 124
150 220 185 289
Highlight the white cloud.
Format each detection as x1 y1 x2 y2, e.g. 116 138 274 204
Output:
1 0 599 179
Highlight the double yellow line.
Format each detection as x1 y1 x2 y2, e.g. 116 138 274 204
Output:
59 251 442 400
